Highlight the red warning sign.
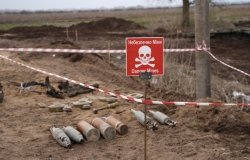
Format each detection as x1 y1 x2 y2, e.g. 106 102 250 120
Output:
126 37 164 76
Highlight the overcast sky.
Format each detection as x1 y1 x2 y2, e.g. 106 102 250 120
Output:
0 0 249 11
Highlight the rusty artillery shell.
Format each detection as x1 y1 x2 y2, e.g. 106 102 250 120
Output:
104 116 128 135
63 126 84 143
77 120 100 141
50 127 71 148
92 117 116 140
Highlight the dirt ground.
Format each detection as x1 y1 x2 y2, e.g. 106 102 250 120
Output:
0 17 250 160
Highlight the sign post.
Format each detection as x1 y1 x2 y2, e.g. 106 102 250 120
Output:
126 37 164 160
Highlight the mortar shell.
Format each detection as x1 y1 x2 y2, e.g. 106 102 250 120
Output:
131 109 145 125
105 116 128 135
92 117 116 140
63 126 84 143
77 120 100 141
131 109 158 130
149 110 169 124
50 127 71 148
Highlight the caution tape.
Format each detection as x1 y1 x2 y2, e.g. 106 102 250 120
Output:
0 47 201 53
0 48 126 54
205 50 250 77
0 46 249 78
0 54 249 107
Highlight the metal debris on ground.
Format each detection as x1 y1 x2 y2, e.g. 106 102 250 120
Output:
107 102 119 108
73 98 93 109
0 83 3 103
45 77 64 99
92 102 119 114
131 109 158 131
98 96 117 103
104 116 128 135
81 104 91 110
232 91 250 103
50 127 71 148
10 81 45 93
92 117 116 140
63 126 84 143
149 110 177 127
127 93 144 98
48 103 65 112
58 80 99 97
62 105 72 112
37 103 47 108
77 120 100 141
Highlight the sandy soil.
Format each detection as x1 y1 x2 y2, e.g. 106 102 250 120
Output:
0 17 250 160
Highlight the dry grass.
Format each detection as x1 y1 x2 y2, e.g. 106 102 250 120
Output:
0 5 249 103
0 4 249 31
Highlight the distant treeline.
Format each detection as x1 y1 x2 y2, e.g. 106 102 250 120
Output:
0 2 249 14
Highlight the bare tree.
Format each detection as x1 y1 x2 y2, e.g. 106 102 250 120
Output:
149 0 192 28
182 0 190 28
195 0 211 99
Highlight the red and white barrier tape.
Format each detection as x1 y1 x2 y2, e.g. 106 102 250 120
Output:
0 46 249 78
0 48 200 53
0 54 249 107
0 48 126 54
205 50 250 77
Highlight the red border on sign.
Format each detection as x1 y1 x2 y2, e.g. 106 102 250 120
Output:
126 37 164 76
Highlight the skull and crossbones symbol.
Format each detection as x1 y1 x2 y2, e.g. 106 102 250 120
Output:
135 45 155 68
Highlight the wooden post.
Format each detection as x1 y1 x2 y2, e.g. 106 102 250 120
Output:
195 0 211 99
108 41 111 65
75 29 78 41
66 27 69 40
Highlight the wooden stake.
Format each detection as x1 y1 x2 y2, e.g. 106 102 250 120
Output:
75 29 78 41
66 27 69 40
108 41 111 65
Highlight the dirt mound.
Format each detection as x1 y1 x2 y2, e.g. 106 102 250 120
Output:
234 20 250 28
6 25 64 38
70 17 145 32
174 106 250 135
1 18 145 39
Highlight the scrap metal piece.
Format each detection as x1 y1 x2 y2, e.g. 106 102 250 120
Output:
0 83 3 103
77 120 100 141
10 81 45 93
92 102 119 114
149 110 177 127
73 99 92 108
81 104 91 110
58 80 99 97
131 109 158 131
232 91 250 103
50 127 71 148
104 116 128 135
45 76 64 99
127 93 144 99
108 102 119 108
58 80 69 92
98 96 117 103
63 126 84 143
63 105 72 112
73 98 92 108
37 103 47 108
48 103 64 112
92 117 116 140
